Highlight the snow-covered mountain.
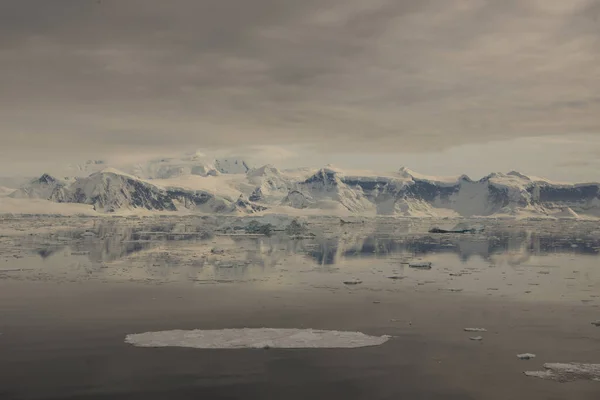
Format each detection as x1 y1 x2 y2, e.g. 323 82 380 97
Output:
126 155 252 179
213 158 252 174
8 168 264 214
247 165 292 203
6 161 600 218
282 168 375 213
9 174 67 200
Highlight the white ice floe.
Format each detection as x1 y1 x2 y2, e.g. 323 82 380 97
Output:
517 353 536 360
409 261 432 269
464 328 487 332
524 363 600 382
125 328 390 349
469 336 483 341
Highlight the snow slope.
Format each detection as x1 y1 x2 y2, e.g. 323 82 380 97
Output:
126 155 253 179
9 174 67 200
0 186 16 197
0 197 97 216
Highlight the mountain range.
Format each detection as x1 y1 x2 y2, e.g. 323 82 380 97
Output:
2 156 600 218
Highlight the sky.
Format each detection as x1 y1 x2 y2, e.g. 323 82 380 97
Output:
1 0 599 180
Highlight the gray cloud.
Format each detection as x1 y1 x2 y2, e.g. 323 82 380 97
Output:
0 0 599 167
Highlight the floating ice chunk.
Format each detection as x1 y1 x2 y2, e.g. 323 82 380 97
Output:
125 328 391 349
464 328 487 332
409 262 432 269
0 268 26 273
469 336 483 341
343 278 363 285
517 353 536 360
524 363 600 382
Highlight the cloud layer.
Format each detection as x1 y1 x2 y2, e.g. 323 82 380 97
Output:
1 0 599 164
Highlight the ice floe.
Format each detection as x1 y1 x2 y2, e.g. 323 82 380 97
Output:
409 261 432 269
125 328 391 349
464 328 487 332
524 363 600 382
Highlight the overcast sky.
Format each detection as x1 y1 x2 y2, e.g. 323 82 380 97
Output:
1 0 599 179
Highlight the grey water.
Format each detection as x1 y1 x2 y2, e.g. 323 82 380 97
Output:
1 217 599 399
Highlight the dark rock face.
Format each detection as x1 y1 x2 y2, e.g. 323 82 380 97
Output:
36 174 58 184
235 195 267 213
166 189 212 209
487 185 511 209
304 169 339 186
535 185 600 203
249 187 263 202
403 180 459 202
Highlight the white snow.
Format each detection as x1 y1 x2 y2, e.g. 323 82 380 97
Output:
213 158 252 174
125 328 391 349
397 166 461 184
152 175 243 200
525 363 600 382
0 197 97 215
0 186 15 197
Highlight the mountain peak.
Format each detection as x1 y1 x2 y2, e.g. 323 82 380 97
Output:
247 164 280 177
506 171 531 180
398 166 415 178
304 168 342 186
36 174 59 184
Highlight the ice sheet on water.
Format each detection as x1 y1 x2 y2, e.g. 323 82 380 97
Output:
125 328 390 349
464 328 487 332
409 261 432 269
524 363 600 382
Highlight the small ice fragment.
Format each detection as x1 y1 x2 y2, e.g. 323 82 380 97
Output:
464 328 487 332
592 321 600 327
524 363 600 382
469 336 483 341
409 262 432 269
343 278 362 285
518 353 536 360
